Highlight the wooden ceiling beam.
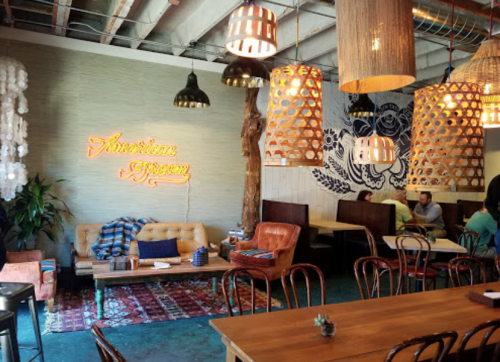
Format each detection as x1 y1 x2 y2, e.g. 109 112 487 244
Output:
101 0 135 45
427 0 500 21
52 0 72 36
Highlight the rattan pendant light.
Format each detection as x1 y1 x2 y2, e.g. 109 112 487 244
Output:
225 1 278 58
264 4 323 167
353 94 395 165
450 2 500 128
407 0 485 192
336 0 416 94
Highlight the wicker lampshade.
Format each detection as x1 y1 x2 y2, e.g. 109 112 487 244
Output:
221 57 270 88
348 94 378 117
264 64 323 167
353 132 395 164
225 5 278 58
451 39 500 128
407 82 484 192
336 0 416 94
173 72 210 108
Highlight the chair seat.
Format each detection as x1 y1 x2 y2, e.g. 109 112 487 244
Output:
230 250 276 267
406 255 417 264
403 267 438 278
377 259 400 269
432 262 475 273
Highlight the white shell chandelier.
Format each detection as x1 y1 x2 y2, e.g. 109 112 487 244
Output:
0 57 28 201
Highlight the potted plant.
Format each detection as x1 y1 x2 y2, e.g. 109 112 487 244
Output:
314 314 336 337
5 174 74 251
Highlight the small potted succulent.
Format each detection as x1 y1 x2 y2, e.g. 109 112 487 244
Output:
314 314 336 337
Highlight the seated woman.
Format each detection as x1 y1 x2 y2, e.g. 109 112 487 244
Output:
357 190 373 202
465 203 497 258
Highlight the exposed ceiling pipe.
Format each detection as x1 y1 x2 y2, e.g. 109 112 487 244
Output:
314 0 490 48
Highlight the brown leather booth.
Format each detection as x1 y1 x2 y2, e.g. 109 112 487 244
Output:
458 200 483 220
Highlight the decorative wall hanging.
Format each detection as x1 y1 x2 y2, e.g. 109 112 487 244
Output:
225 2 278 58
336 0 416 93
407 82 484 192
221 57 270 88
173 72 210 108
264 65 323 167
87 133 191 187
0 57 28 201
348 94 377 117
451 40 500 128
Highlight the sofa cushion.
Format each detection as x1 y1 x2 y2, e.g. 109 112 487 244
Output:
137 238 180 259
230 250 276 267
41 259 56 272
74 256 94 270
235 249 274 259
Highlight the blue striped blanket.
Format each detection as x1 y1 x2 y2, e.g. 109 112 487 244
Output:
91 217 156 260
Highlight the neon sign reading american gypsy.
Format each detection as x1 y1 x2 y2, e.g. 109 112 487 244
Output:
87 133 190 187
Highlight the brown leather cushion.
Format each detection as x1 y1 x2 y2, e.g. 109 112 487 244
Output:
230 250 276 267
255 223 299 251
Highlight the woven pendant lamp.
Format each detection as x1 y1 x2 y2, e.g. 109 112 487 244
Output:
451 39 500 128
264 64 323 167
336 0 416 94
407 82 484 192
225 4 278 58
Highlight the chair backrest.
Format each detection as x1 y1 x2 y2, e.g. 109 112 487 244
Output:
222 267 271 317
91 325 127 362
458 200 484 219
448 256 487 287
455 225 468 244
337 200 396 244
398 224 428 237
396 235 432 293
385 331 458 362
262 200 310 261
281 264 326 309
365 229 378 257
456 318 500 362
354 256 396 300
253 222 301 252
456 228 480 257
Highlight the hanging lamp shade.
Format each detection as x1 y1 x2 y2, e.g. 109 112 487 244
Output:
451 39 500 128
221 57 270 88
407 82 484 192
264 64 323 167
173 72 210 108
336 0 416 94
353 132 395 165
348 94 378 117
225 5 278 58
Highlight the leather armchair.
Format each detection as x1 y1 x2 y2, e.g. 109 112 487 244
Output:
0 250 57 312
230 222 301 281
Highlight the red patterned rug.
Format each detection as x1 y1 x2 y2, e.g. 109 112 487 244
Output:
43 279 282 334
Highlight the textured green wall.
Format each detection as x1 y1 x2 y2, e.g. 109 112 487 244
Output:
0 39 247 266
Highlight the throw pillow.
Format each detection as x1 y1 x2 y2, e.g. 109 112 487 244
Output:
137 238 180 259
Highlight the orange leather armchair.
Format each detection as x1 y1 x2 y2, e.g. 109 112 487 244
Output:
0 250 57 312
230 222 301 281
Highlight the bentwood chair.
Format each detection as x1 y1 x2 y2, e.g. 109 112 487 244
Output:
91 325 127 362
222 267 271 317
396 236 437 293
398 224 428 238
448 256 487 287
385 331 458 362
365 229 400 272
354 256 396 300
456 319 500 362
281 264 326 309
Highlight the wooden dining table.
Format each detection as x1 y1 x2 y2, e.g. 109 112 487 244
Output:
383 235 467 254
210 282 500 362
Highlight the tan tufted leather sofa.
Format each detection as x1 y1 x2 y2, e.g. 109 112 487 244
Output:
71 222 208 277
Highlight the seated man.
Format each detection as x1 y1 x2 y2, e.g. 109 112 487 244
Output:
413 191 446 238
465 203 497 258
382 190 414 231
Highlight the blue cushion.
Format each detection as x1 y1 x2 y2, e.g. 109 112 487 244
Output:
137 238 180 259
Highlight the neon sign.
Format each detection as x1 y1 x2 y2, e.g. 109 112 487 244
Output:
87 133 190 187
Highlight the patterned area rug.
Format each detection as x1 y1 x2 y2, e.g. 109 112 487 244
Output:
44 279 282 334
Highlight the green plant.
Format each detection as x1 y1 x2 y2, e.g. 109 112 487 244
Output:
5 173 74 251
314 314 331 327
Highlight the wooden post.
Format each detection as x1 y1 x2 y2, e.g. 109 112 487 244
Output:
241 88 265 236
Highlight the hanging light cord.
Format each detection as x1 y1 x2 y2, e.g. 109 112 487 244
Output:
448 0 456 81
295 0 299 62
372 94 377 134
490 0 494 40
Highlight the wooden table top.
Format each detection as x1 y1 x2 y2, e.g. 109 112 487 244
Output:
210 282 500 362
310 219 366 231
92 256 234 280
383 235 467 254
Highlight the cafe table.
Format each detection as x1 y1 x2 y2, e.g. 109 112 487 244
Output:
382 235 467 254
310 220 366 273
210 282 500 362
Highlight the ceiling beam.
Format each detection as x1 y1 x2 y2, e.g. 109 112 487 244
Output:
101 0 136 45
52 0 72 36
171 0 244 57
427 0 500 21
127 0 178 50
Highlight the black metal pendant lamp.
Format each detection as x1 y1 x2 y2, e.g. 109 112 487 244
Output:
348 94 378 117
221 57 270 88
173 71 210 108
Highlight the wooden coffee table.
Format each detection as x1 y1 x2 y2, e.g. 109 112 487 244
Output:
92 256 234 320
